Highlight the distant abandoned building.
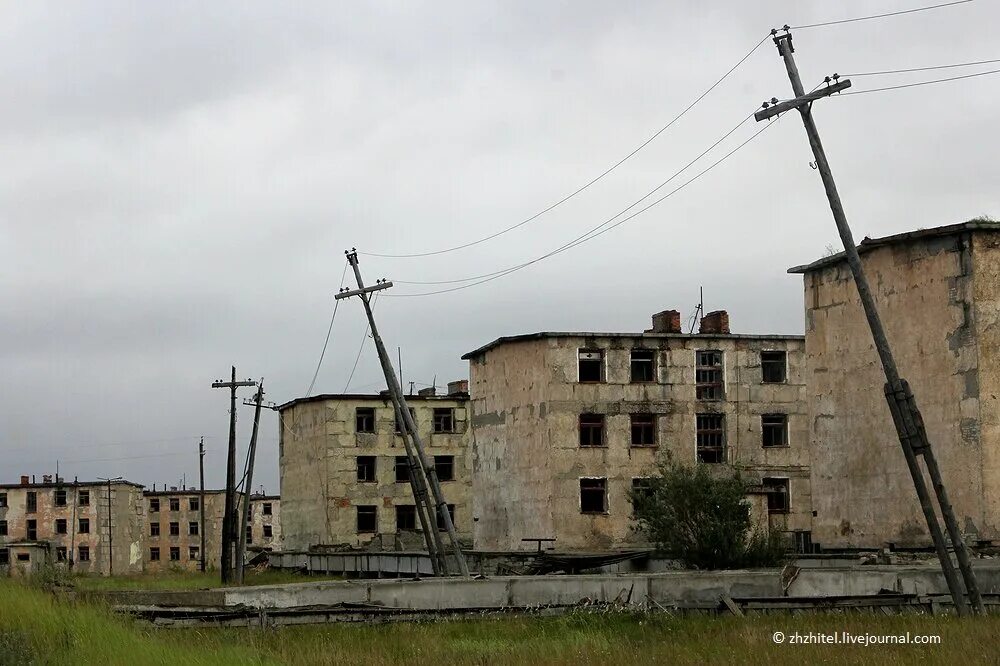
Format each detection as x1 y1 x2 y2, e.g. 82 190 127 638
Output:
278 384 472 552
462 310 811 551
790 220 1000 549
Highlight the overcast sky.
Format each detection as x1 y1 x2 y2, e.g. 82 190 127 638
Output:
2 1 997 493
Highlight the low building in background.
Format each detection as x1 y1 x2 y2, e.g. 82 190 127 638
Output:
248 494 282 554
463 309 811 552
142 488 225 572
278 385 472 552
0 476 145 575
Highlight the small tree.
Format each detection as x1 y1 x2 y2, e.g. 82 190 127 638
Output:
630 458 785 569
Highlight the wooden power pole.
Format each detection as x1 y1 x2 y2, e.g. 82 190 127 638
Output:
198 437 207 573
211 367 257 584
756 28 983 615
235 379 265 584
336 250 469 576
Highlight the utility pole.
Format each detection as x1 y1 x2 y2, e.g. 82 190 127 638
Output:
336 250 470 576
211 367 257 584
756 27 983 615
235 379 265 584
198 437 207 573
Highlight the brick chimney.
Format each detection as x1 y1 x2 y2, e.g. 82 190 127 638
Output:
20 475 29 486
648 309 682 334
418 387 436 397
699 310 730 334
447 380 469 396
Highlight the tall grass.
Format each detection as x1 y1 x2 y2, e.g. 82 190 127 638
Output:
71 569 341 592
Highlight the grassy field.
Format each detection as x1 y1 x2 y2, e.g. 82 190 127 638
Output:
68 569 340 592
2 579 998 665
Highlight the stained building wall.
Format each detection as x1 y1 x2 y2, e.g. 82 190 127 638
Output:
466 331 810 551
248 495 281 551
142 490 227 572
798 225 1000 548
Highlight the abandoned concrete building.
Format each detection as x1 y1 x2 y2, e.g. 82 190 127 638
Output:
277 384 472 552
462 310 811 552
790 220 1000 550
248 494 282 552
0 476 146 575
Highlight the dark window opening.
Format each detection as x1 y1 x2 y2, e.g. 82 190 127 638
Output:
631 478 654 515
56 547 67 562
762 414 789 447
432 408 455 433
0 549 7 565
78 546 90 562
246 526 253 544
188 521 199 536
357 456 377 483
149 498 160 512
761 351 787 384
579 413 605 447
55 489 67 506
150 522 160 537
630 413 656 447
263 524 273 538
189 546 200 560
394 407 417 434
395 456 410 483
578 349 604 383
55 519 67 535
696 413 726 463
395 505 417 531
169 547 180 561
169 498 180 512
26 520 36 540
78 490 90 506
150 547 160 561
763 477 790 514
580 478 607 514
262 503 272 516
169 522 179 536
16 553 30 562
696 351 724 400
189 497 199 511
630 349 656 383
436 504 456 531
434 455 455 481
26 491 37 513
0 493 7 508
78 518 90 534
356 407 376 433
0 521 7 536
357 505 377 533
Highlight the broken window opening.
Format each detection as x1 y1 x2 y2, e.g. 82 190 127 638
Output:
188 521 199 536
189 546 200 561
169 522 179 536
169 498 180 512
356 456 377 483
263 524 273 538
395 505 417 531
630 413 657 447
761 351 788 384
434 455 455 481
630 349 656 383
357 505 377 533
169 546 180 561
78 546 90 562
0 493 7 508
262 503 272 516
246 526 253 544
189 497 199 511
579 413 605 447
631 478 654 515
394 456 411 483
356 407 376 433
763 477 790 514
580 478 608 514
78 518 90 534
25 520 36 540
394 407 417 434
762 413 789 448
432 408 455 433
696 350 724 400
696 413 726 464
578 349 604 383
78 490 90 506
54 489 67 506
150 522 160 537
149 498 160 512
150 547 160 561
16 553 29 562
55 519 67 535
0 521 7 536
435 504 456 531
0 548 7 565
56 547 67 562
26 491 36 513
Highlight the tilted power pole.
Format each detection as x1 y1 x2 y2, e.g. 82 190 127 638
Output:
211 367 257 584
235 379 265 584
757 28 983 615
198 437 207 573
336 250 470 576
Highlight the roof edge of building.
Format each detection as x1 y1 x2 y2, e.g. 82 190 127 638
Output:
277 392 470 412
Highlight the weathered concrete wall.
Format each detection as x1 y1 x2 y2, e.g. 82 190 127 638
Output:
142 490 226 572
469 333 809 551
249 496 281 551
802 230 999 548
279 395 472 552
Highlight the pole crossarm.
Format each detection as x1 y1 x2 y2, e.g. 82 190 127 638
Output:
335 282 393 300
212 379 257 388
754 80 851 121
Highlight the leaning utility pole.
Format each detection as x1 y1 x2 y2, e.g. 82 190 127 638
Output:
756 27 983 615
336 250 470 576
235 379 265 584
198 437 207 573
211 367 257 584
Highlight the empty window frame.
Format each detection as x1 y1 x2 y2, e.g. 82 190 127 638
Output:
149 498 160 512
630 413 657 447
579 414 605 447
56 547 67 562
263 524 273 538
631 477 654 515
395 456 411 483
0 521 7 536
16 553 30 562
189 546 200 561
78 518 90 534
580 478 608 514
578 349 604 383
0 493 6 508
188 521 199 536
394 407 417 434
78 490 90 506
55 489 67 506
761 351 787 384
189 497 199 511
434 455 455 481
630 349 656 383
169 522 179 536
246 505 253 521
696 350 724 400
26 491 37 513
246 526 253 544
55 519 67 535
150 522 160 537
357 505 377 533
696 413 726 463
26 520 36 540
150 547 160 561
78 546 90 562
435 504 456 531
763 477 790 514
356 456 377 483
0 549 7 565
396 505 417 531
169 547 180 561
169 498 180 512
356 407 376 433
262 503 272 516
432 408 455 433
762 413 789 447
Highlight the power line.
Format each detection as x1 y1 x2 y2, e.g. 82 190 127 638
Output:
840 67 1000 95
343 292 378 391
843 58 1000 77
360 34 771 259
305 261 350 396
791 0 974 29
